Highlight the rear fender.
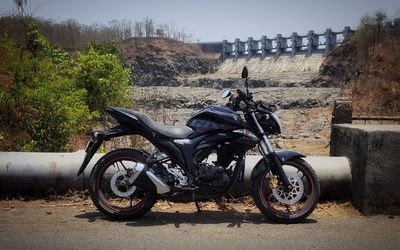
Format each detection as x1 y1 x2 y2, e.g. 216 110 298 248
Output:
76 126 133 176
250 150 305 180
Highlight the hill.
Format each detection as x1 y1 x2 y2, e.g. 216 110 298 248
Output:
318 30 400 117
119 37 219 86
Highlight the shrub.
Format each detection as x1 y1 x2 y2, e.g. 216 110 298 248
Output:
352 10 387 60
20 59 93 151
86 42 122 58
0 27 92 151
0 23 133 151
72 45 132 112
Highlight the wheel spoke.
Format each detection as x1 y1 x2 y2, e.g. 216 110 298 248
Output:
113 162 120 171
120 161 128 170
266 194 276 202
102 177 110 184
103 187 115 199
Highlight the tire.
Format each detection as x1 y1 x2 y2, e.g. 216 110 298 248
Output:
251 157 320 223
89 149 157 220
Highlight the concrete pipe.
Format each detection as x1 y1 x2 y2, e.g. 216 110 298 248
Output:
0 151 101 193
0 152 351 199
228 155 351 199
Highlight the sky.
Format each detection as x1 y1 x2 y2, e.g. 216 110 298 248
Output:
1 0 399 42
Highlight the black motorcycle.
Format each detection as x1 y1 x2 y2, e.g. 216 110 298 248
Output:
77 67 320 223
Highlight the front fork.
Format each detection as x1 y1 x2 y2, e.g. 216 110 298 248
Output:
249 112 293 192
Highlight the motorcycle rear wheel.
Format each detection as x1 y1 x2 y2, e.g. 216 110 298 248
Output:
251 157 320 223
89 149 157 220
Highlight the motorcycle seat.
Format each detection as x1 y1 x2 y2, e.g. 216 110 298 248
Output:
108 107 194 139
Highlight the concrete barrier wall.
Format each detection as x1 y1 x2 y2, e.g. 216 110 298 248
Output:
0 151 350 199
331 124 400 215
0 151 351 199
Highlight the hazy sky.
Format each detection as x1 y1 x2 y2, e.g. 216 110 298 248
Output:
1 0 399 42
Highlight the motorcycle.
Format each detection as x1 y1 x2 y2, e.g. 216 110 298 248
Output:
77 66 320 223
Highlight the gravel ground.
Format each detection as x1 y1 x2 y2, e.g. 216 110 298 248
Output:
0 198 399 250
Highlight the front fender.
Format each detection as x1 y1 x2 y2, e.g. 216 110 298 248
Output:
250 150 305 180
275 150 306 162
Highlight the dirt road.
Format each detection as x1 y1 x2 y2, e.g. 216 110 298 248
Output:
1 199 399 250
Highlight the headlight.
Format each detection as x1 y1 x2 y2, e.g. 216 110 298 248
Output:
258 112 282 135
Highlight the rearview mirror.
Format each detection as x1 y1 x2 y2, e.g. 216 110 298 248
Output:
241 66 248 79
221 89 231 98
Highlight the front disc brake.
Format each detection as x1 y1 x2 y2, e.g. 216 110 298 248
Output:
272 172 304 205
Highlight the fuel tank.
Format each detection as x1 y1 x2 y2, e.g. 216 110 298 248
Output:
186 105 243 135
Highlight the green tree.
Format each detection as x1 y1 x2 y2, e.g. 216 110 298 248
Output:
86 42 122 58
0 26 93 151
352 10 388 76
1 23 133 151
353 10 387 55
72 45 132 112
20 59 92 151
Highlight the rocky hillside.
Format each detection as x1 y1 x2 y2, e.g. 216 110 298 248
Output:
317 35 400 116
318 39 400 85
119 37 219 86
119 37 325 88
318 42 359 85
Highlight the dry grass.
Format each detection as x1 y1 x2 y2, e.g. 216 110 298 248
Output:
119 37 209 60
347 39 400 117
349 80 400 117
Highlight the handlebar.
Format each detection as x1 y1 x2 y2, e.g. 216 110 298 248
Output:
227 89 254 112
227 89 274 114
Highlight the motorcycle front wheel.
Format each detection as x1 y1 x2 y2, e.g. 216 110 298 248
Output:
89 149 157 220
251 157 320 223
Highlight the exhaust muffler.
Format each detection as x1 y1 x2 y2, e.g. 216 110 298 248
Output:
128 163 170 194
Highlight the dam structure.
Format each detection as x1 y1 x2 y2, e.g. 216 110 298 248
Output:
215 26 355 77
198 21 396 82
221 26 355 60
